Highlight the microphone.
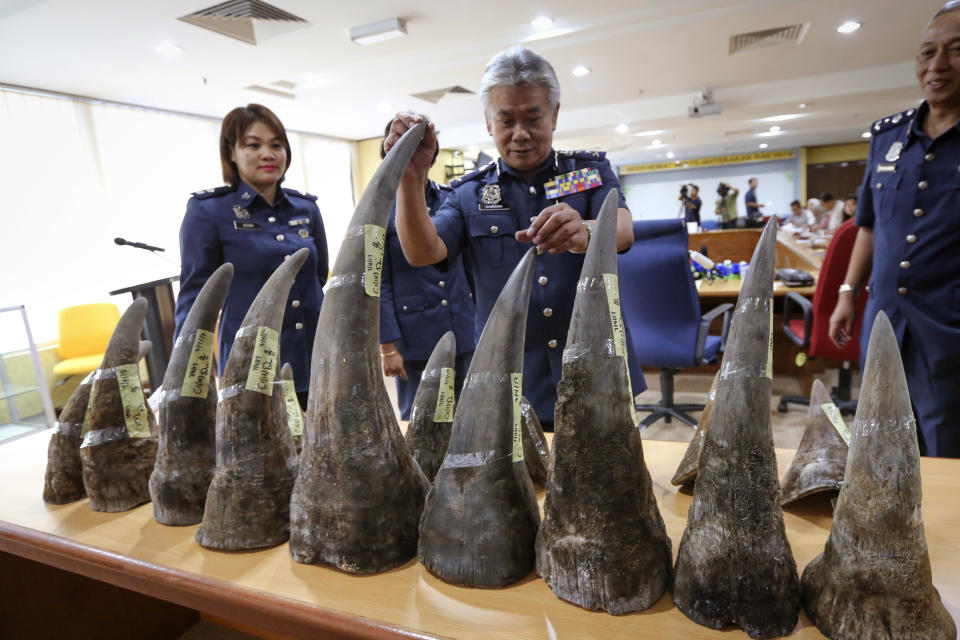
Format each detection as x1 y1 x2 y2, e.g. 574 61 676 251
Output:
115 237 165 252
689 250 715 270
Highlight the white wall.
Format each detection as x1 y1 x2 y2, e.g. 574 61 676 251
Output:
617 157 801 223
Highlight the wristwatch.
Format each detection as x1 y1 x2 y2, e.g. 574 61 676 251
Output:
838 283 856 296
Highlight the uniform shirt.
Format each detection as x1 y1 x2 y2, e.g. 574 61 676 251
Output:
432 149 645 421
856 102 960 375
380 181 476 361
173 180 328 393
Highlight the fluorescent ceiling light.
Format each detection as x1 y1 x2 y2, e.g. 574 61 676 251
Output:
572 65 591 77
758 143 769 149
651 139 663 146
666 151 675 159
798 103 807 109
761 114 803 122
153 42 183 58
615 123 629 134
531 16 554 31
837 21 861 34
861 131 872 138
758 130 782 137
634 129 666 137
769 125 781 132
350 17 406 45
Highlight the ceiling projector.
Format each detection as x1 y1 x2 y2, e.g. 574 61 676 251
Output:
688 89 722 118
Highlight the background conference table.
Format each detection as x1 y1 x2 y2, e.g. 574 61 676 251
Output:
1 430 957 639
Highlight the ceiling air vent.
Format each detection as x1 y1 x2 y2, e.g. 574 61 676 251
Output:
411 85 475 104
179 0 308 45
729 23 809 55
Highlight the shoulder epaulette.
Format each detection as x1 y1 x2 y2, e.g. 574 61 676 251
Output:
282 187 318 201
191 185 232 200
450 160 496 188
557 149 606 161
871 108 916 135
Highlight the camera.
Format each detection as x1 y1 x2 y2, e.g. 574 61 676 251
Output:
717 183 730 198
679 184 689 199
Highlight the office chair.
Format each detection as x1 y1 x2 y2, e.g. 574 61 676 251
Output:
52 303 121 380
618 219 732 430
779 219 866 415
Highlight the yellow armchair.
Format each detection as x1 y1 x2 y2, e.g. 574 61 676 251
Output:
52 303 121 378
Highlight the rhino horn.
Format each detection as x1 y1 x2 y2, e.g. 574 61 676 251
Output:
418 247 539 588
673 217 802 639
279 362 304 456
670 370 719 486
289 122 430 574
801 312 956 640
405 330 458 482
150 262 233 525
196 250 306 550
519 396 549 486
43 371 97 503
536 188 673 614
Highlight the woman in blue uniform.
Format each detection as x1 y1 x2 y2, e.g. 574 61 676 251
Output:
173 104 328 408
378 120 476 419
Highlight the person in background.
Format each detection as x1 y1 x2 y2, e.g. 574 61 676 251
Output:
787 199 815 227
174 104 328 409
812 192 843 231
744 177 764 224
716 182 739 229
829 0 960 457
378 118 476 420
841 194 857 223
383 45 644 430
679 183 702 226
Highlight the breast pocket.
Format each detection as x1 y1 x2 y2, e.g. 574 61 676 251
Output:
873 172 902 223
467 213 519 267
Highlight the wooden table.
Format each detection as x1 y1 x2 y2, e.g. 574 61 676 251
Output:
1 431 957 639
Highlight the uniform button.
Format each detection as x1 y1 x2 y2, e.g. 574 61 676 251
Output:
291 299 301 308
528 186 536 195
490 225 499 234
918 180 929 190
898 287 908 295
538 276 548 286
276 234 285 241
441 299 448 307
548 339 558 349
913 208 924 218
402 305 408 311
875 182 882 189
900 260 911 270
906 234 917 244
924 153 935 162
295 322 304 330
438 280 446 288
543 307 553 317
268 216 277 223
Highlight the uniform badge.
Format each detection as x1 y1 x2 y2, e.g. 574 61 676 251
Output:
544 168 602 200
885 141 904 163
241 192 252 200
233 204 250 220
298 228 310 238
481 184 502 206
891 113 903 124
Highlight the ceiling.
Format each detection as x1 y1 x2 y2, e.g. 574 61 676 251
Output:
0 0 942 166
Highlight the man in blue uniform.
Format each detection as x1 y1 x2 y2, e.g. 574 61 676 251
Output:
384 45 644 428
830 1 960 457
378 122 476 420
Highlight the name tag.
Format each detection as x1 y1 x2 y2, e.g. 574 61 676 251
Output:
234 221 262 230
876 164 897 173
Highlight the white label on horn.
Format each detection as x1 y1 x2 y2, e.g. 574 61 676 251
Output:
433 367 455 423
603 273 639 427
282 379 303 436
245 326 279 395
116 363 151 438
363 224 386 297
181 328 214 399
821 402 851 445
511 373 524 462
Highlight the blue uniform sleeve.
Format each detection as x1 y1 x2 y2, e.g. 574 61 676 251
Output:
173 198 223 342
854 141 877 229
379 225 402 345
432 189 468 266
311 205 329 286
588 160 629 217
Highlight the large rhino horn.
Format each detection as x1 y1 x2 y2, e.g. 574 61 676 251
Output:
417 247 540 588
779 378 848 505
150 262 233 526
196 249 306 550
671 370 719 486
801 312 956 640
536 189 673 614
289 122 430 574
673 217 802 639
44 372 96 504
405 330 458 482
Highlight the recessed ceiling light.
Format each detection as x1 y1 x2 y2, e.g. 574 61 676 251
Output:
350 17 407 45
572 65 591 77
861 131 872 138
758 143 769 149
651 139 662 146
531 16 554 31
769 125 781 132
837 21 861 34
761 114 803 122
666 151 675 159
634 129 666 137
758 130 783 137
153 42 183 58
615 123 629 134
798 103 807 109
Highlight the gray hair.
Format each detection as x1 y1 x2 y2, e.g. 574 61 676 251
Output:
480 46 561 114
935 0 960 19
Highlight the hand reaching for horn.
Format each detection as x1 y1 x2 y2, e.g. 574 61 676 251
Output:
383 112 438 184
516 202 590 254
